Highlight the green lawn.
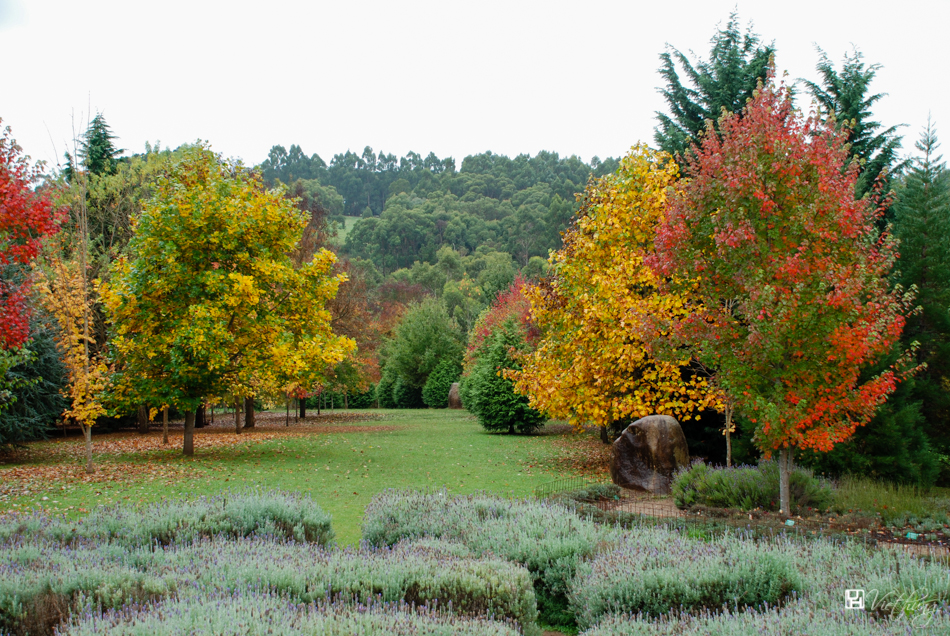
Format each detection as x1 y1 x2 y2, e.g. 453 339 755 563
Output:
0 409 592 545
331 215 361 247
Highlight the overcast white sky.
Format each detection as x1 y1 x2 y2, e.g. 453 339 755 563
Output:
1 0 946 171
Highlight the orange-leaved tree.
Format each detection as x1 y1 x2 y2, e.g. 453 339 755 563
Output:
647 77 916 513
512 145 719 437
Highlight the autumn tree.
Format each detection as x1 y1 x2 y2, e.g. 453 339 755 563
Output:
101 146 353 455
0 121 62 352
0 121 63 447
513 146 718 438
648 78 913 514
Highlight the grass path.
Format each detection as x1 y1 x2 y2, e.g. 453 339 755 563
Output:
0 409 606 545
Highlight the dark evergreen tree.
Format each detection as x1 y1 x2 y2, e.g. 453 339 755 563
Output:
80 113 123 176
892 119 950 480
654 12 774 159
422 358 462 408
802 48 904 200
0 320 68 448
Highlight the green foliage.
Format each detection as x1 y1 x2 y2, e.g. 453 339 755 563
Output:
381 297 463 392
392 377 425 409
797 377 941 487
79 113 123 176
377 370 397 408
1 536 538 636
62 593 523 636
461 320 544 434
0 488 334 547
580 604 950 636
569 531 802 629
891 120 950 482
803 48 904 200
671 461 834 512
830 476 950 525
0 320 67 448
362 490 611 628
422 358 461 408
654 11 774 158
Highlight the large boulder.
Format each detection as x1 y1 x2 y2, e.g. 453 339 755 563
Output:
610 415 689 494
447 382 463 409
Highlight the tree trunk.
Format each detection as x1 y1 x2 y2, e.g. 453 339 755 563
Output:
285 394 290 427
234 398 242 435
81 422 94 474
317 393 321 416
137 405 149 434
162 407 169 445
299 397 306 419
725 405 733 468
600 426 609 444
244 396 255 429
184 411 195 456
778 448 791 515
195 405 206 429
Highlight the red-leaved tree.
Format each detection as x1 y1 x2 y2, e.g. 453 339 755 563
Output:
0 121 61 350
647 78 915 514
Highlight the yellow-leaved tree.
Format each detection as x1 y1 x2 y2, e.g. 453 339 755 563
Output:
101 146 354 455
512 145 719 438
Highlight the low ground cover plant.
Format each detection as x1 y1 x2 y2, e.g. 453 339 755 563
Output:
363 489 610 627
58 591 522 636
578 603 950 636
0 488 334 547
672 461 834 512
0 536 539 635
568 529 802 629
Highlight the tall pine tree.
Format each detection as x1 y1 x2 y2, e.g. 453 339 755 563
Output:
80 113 122 176
802 48 904 200
654 12 773 159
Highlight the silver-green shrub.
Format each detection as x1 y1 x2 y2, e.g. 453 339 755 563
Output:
672 461 834 511
0 488 334 547
568 528 802 629
579 602 950 635
57 591 522 636
0 536 539 636
362 489 612 627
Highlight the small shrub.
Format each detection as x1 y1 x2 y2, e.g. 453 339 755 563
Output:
59 591 523 636
392 378 425 409
671 461 834 512
2 537 539 636
0 489 334 547
363 489 612 628
422 358 461 408
579 603 950 636
568 529 803 629
377 371 397 408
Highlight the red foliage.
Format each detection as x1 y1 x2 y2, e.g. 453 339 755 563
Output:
0 122 62 349
647 78 913 454
465 275 536 367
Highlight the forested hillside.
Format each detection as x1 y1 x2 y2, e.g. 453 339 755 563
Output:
259 146 619 270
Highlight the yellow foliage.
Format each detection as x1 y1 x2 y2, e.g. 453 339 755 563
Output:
512 145 719 431
35 253 108 427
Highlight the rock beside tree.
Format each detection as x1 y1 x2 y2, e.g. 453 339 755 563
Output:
610 415 689 494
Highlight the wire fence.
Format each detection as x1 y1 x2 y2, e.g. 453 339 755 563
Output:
533 476 607 500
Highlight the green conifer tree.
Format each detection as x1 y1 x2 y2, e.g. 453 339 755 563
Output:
654 12 774 159
80 113 122 176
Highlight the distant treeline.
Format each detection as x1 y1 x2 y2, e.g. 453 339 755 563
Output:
259 145 619 270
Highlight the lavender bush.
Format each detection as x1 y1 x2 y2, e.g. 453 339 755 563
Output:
57 591 522 636
362 489 612 626
579 603 950 635
0 489 334 547
0 536 539 636
672 461 834 512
